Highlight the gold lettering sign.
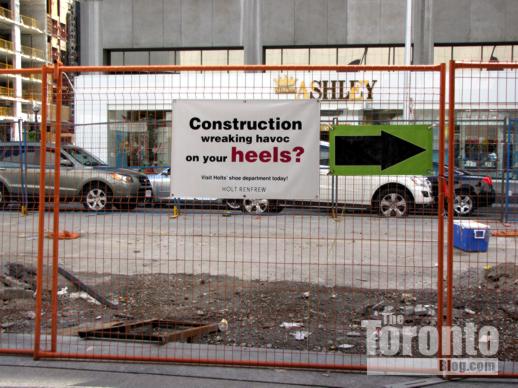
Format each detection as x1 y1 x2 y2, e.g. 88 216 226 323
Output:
273 78 376 101
273 76 297 94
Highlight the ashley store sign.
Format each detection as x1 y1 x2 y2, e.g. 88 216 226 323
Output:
274 76 377 101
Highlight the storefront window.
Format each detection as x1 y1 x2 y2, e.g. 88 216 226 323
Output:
265 49 282 65
309 48 336 65
337 47 366 65
366 47 390 65
482 45 513 62
124 51 150 65
455 111 507 178
178 51 202 65
452 46 482 62
228 50 244 65
433 46 452 64
202 50 229 65
107 110 171 171
434 45 515 64
150 51 176 65
282 48 309 65
389 47 405 65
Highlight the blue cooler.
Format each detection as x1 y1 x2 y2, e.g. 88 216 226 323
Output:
453 220 491 252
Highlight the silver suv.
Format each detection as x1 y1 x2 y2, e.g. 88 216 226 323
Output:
0 143 153 211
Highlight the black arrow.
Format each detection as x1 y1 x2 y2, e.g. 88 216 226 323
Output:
334 131 425 170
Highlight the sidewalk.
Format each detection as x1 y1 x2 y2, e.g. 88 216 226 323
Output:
0 355 413 388
1 334 517 387
1 355 518 388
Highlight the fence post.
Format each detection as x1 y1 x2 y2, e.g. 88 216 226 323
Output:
33 65 49 360
50 60 63 353
444 60 456 362
437 62 446 366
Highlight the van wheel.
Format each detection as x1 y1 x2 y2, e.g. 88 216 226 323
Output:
242 199 269 214
0 184 8 209
82 183 112 212
225 199 242 210
241 199 281 214
377 189 410 217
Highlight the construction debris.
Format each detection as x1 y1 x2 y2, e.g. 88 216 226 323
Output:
78 319 219 345
0 274 32 289
280 322 303 329
69 292 101 305
57 266 118 309
290 331 310 340
218 318 229 332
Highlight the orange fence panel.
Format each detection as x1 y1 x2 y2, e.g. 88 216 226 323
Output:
27 64 447 373
0 67 45 356
446 60 518 377
2 63 515 378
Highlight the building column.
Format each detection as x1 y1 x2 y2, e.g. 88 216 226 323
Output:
11 0 22 140
80 0 103 66
413 0 434 65
242 0 262 65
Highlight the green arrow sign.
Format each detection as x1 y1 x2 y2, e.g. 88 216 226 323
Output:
330 125 432 175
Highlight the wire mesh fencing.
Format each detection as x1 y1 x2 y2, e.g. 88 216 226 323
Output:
446 61 518 376
0 63 515 377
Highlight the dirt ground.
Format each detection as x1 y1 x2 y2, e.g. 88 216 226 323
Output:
1 263 517 361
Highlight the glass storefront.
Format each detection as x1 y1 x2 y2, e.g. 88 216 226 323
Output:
107 110 171 171
103 107 518 180
455 111 513 178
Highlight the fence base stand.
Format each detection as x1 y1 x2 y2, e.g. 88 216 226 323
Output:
170 206 180 219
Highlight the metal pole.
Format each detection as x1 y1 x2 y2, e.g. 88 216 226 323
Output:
446 60 456 360
51 61 63 352
22 119 28 205
404 0 413 65
17 118 27 215
437 63 446 362
331 117 338 218
504 118 512 222
34 66 48 360
403 0 413 121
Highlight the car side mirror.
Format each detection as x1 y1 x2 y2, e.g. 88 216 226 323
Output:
60 159 74 167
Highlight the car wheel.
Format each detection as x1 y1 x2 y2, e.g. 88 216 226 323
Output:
378 189 410 217
225 199 242 210
82 184 111 212
242 199 270 214
0 184 8 209
453 191 475 216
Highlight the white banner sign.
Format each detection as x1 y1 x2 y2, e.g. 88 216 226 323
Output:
171 100 320 199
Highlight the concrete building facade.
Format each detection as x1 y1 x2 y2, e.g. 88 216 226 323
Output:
80 0 518 66
75 0 518 180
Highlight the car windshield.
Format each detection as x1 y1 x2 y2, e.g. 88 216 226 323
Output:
64 147 108 166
